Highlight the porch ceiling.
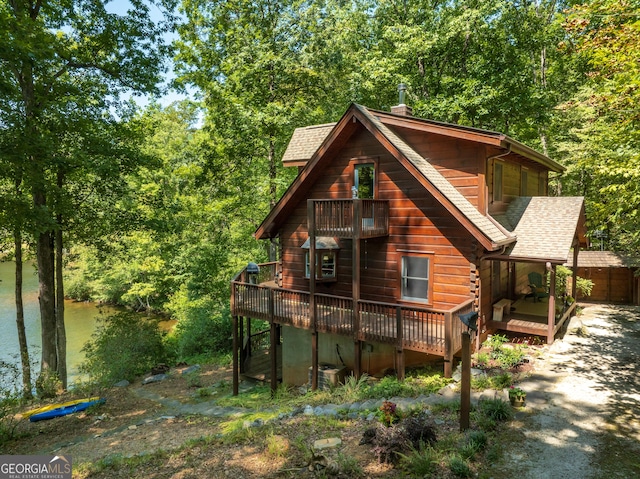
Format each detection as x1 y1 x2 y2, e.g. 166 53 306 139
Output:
491 196 586 263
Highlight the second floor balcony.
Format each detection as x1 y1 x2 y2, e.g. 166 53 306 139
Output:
309 199 389 239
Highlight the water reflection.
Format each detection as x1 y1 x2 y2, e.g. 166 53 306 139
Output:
0 261 171 390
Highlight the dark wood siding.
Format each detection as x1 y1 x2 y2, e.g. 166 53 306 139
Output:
279 125 476 310
387 126 484 209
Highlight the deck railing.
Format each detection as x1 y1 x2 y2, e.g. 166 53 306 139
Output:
232 277 474 356
312 199 389 238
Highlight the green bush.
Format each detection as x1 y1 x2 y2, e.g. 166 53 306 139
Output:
80 312 170 385
399 445 439 476
448 454 471 477
478 399 513 422
166 288 232 360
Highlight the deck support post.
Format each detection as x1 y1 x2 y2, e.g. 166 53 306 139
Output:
353 199 362 379
308 200 319 390
232 315 239 396
395 307 405 380
460 331 471 431
311 332 318 390
270 321 278 394
571 243 579 300
547 264 556 344
444 312 453 378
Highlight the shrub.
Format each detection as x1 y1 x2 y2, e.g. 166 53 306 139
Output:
80 312 169 385
478 399 513 422
448 454 471 477
399 445 439 476
168 297 232 361
402 412 438 448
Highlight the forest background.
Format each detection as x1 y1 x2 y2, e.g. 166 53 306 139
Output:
0 0 638 397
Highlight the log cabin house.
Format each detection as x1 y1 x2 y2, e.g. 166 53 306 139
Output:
230 100 587 394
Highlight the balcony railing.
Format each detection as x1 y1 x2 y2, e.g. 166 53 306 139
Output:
310 199 389 238
231 279 473 357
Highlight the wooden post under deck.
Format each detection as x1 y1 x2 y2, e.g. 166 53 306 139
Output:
232 314 239 396
547 264 556 344
571 244 579 299
308 200 318 390
353 199 362 379
395 306 405 380
444 311 453 378
270 321 278 393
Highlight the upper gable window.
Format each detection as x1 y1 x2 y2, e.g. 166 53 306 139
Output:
493 161 503 202
521 169 528 196
354 163 375 199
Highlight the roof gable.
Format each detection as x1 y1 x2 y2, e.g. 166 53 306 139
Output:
255 103 514 250
493 196 587 263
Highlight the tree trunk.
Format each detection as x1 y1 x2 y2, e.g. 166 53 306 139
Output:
35 205 57 379
14 227 32 399
55 223 67 389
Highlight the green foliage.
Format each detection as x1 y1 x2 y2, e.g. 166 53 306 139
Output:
168 293 232 361
80 312 170 385
35 370 62 399
399 445 439 476
478 399 513 423
448 454 472 477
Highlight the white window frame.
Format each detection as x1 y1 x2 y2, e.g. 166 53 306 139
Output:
305 250 337 281
399 254 433 304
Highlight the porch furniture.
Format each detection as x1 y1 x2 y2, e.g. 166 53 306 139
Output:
492 298 512 322
528 272 549 302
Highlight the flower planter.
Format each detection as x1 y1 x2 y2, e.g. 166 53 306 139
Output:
510 397 526 407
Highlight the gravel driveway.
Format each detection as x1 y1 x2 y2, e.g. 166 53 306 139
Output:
486 303 640 479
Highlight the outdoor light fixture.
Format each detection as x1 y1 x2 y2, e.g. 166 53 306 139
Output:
459 311 478 331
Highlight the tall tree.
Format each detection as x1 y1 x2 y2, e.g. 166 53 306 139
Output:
557 0 640 253
0 0 176 390
176 0 349 259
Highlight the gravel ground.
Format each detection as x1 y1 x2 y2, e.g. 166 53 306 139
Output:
486 303 640 479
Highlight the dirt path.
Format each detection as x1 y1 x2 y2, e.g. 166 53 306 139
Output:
486 304 640 478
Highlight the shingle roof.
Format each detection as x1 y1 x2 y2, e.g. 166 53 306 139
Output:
355 105 513 247
495 196 585 263
565 250 640 268
281 123 336 166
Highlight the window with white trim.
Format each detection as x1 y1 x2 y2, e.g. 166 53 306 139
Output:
305 251 337 280
400 255 432 303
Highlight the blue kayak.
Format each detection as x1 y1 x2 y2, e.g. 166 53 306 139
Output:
29 398 106 422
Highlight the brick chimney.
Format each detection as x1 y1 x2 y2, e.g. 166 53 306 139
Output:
390 83 413 116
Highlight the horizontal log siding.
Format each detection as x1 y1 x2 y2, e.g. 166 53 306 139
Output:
279 126 475 311
385 126 483 208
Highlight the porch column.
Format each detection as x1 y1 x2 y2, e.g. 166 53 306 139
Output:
232 315 239 396
571 243 579 299
547 264 556 344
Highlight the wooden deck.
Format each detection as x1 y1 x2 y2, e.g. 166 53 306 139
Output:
232 282 473 356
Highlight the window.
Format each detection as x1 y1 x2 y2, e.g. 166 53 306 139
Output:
400 255 432 303
493 161 503 202
301 236 339 282
354 163 375 199
521 169 528 196
305 251 337 280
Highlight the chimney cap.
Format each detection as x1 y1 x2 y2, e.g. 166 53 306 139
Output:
398 83 407 105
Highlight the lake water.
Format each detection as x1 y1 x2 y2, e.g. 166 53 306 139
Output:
0 261 157 391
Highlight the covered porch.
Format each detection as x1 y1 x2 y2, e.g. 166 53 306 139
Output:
486 196 588 344
485 295 577 341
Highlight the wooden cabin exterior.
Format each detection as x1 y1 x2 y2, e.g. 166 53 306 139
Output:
230 103 587 394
